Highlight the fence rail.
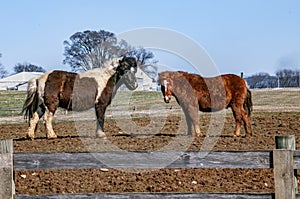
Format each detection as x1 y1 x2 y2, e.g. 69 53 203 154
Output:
13 193 280 199
13 151 273 170
0 135 298 199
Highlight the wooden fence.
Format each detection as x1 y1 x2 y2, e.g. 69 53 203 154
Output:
1 135 299 199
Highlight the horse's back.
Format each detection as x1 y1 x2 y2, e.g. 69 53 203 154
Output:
221 74 248 96
44 70 78 111
45 70 78 95
220 74 249 109
179 72 248 110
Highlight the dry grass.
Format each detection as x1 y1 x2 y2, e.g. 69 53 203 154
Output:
0 88 299 124
252 88 300 112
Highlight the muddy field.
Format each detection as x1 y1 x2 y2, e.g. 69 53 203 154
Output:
0 110 299 195
0 89 299 196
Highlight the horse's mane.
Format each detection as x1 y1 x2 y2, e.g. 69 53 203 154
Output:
102 57 123 71
80 57 123 78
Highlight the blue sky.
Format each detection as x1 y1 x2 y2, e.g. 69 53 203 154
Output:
0 0 299 77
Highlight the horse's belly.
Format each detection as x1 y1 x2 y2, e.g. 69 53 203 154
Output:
58 92 95 111
198 101 228 112
71 96 95 111
199 107 223 112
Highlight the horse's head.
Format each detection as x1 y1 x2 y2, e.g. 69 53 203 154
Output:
158 72 173 103
116 57 138 90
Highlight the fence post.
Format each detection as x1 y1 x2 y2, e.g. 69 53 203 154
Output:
274 135 297 199
0 139 14 199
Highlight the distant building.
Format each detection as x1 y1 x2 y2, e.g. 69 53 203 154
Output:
0 68 157 91
120 67 157 91
0 72 43 90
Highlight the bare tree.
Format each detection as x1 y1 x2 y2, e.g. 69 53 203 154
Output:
63 29 157 78
245 72 277 89
0 53 8 78
276 69 300 87
63 30 128 71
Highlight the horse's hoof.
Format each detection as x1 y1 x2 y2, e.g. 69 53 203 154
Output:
47 135 57 139
96 132 107 139
96 135 107 140
26 134 35 140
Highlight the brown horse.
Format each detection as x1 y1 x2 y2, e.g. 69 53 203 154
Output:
22 57 138 139
158 71 252 137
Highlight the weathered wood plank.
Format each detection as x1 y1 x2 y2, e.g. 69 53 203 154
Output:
276 135 298 194
275 135 296 150
0 139 13 199
274 135 297 199
14 193 275 199
13 151 272 170
293 151 300 169
171 151 271 169
274 150 296 199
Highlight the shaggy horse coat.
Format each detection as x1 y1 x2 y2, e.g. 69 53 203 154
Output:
22 57 138 139
158 71 252 137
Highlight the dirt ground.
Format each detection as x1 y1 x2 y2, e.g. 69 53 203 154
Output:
1 111 300 195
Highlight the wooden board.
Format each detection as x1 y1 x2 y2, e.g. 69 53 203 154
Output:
14 151 272 170
15 193 275 199
0 139 13 199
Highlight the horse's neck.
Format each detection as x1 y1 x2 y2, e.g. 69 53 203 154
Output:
79 57 122 79
80 67 115 79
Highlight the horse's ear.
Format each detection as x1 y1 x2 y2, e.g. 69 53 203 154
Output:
119 56 128 67
157 73 161 80
120 54 127 62
158 73 166 83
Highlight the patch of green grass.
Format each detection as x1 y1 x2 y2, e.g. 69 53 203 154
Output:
0 89 299 117
0 91 26 116
112 91 179 110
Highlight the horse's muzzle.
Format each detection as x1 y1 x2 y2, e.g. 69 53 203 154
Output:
132 82 138 90
127 82 138 90
164 96 170 103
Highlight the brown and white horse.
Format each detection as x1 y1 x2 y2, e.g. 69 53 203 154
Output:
158 71 252 137
22 57 138 139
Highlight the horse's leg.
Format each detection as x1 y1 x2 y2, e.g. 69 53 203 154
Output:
182 104 201 137
95 103 107 138
242 108 252 136
195 122 202 137
183 108 193 136
96 115 106 138
33 105 46 134
43 108 57 139
27 112 40 139
231 105 242 137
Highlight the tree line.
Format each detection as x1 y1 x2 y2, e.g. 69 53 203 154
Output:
0 54 7 78
245 69 300 88
0 29 157 79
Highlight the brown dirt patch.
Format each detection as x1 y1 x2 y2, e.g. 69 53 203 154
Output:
0 112 299 195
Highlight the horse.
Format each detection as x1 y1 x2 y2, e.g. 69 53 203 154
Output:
158 71 252 137
22 56 138 139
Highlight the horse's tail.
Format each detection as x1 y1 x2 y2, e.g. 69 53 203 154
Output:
21 78 40 121
244 88 253 117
